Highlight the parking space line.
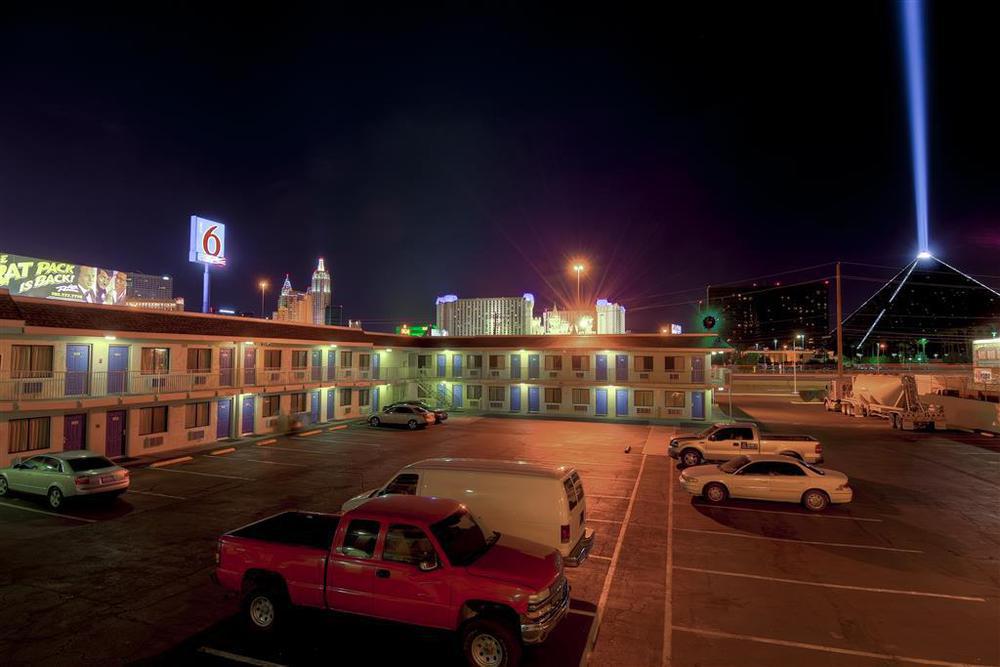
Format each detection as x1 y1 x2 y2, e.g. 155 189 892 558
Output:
671 626 990 667
589 494 631 500
674 527 923 553
581 475 638 482
587 517 623 524
589 554 612 561
678 502 883 522
0 500 96 523
570 608 597 617
128 489 187 500
146 468 255 481
198 646 287 666
202 455 308 468
674 566 987 602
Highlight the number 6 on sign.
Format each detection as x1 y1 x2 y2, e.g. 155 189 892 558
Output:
189 216 227 266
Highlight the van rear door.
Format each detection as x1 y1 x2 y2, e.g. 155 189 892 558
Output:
561 471 586 551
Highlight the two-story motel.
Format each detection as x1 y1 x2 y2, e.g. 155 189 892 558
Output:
0 290 728 466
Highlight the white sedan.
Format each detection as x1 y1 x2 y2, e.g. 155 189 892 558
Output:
0 450 130 509
678 454 852 512
368 405 436 430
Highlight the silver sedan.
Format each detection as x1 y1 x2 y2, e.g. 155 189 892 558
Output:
0 450 130 509
368 405 436 430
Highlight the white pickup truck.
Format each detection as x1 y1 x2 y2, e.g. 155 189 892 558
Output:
668 422 824 467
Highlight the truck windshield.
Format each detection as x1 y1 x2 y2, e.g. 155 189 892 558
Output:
720 456 751 474
698 425 717 437
431 510 496 566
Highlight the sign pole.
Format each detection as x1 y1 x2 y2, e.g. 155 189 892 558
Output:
202 263 210 313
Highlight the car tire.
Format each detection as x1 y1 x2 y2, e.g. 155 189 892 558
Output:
680 449 703 467
369 416 381 427
243 585 286 634
703 482 728 504
47 486 64 510
802 489 830 512
461 617 522 667
0 476 8 497
407 419 418 430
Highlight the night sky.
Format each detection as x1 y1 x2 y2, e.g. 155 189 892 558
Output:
2 2 998 332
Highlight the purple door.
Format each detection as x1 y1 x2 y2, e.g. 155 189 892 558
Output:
65 344 91 396
105 410 126 458
217 399 232 439
108 345 129 394
241 396 255 434
63 414 86 451
220 348 234 386
243 348 256 385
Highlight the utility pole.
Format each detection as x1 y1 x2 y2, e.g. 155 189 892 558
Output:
836 261 844 397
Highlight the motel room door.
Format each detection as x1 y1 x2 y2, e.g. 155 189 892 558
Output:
217 399 232 440
108 345 129 394
311 391 321 423
692 391 706 420
63 414 86 451
595 388 608 416
105 411 126 458
241 396 255 434
527 386 540 413
65 344 91 396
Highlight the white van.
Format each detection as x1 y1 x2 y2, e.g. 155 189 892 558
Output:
342 458 595 566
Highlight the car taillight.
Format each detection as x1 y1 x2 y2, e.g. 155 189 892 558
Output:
75 476 91 487
836 484 850 491
215 540 223 565
560 524 570 544
815 444 823 453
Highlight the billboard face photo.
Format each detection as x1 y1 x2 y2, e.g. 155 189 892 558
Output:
0 253 129 304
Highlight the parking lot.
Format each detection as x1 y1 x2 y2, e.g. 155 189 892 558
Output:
0 400 997 667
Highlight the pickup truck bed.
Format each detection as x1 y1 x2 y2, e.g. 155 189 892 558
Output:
764 434 819 442
230 511 341 550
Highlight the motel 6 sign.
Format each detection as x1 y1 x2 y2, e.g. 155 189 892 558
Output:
189 216 227 266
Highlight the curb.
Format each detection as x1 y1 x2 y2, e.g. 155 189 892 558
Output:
209 447 236 456
150 456 193 468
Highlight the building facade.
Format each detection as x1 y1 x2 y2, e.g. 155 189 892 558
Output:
310 258 331 326
542 300 626 335
435 294 536 336
127 273 173 301
709 280 829 350
0 290 726 466
274 275 313 324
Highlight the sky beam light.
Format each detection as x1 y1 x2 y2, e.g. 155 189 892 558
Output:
901 0 930 254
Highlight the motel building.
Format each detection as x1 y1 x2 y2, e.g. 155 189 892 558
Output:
0 290 728 467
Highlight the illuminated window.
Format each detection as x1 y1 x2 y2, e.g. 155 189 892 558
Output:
8 416 50 453
141 348 170 375
262 395 280 417
467 385 483 400
358 389 370 406
340 351 353 367
139 406 168 435
184 402 210 428
544 355 563 371
466 355 483 369
291 351 308 369
339 387 352 406
11 345 54 378
488 386 505 402
634 356 653 371
264 350 282 370
359 353 371 368
634 390 653 407
571 355 590 371
186 348 211 373
666 391 686 408
488 355 506 369
417 355 432 368
664 356 684 371
572 388 590 405
290 393 307 413
544 387 562 403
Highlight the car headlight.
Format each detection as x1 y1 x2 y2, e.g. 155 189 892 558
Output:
527 587 550 607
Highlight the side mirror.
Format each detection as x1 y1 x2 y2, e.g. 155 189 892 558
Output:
418 556 439 572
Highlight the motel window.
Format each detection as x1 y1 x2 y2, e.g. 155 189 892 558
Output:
139 406 168 435
466 354 483 369
417 355 432 369
340 351 353 367
666 391 686 408
358 353 371 369
634 356 654 371
664 356 684 371
467 385 483 400
358 389 370 406
634 390 653 407
291 351 308 369
8 416 51 453
11 345 54 378
544 355 563 371
488 386 505 402
488 355 506 369
572 388 590 405
571 355 590 371
264 350 282 369
141 347 170 375
291 393 307 413
185 402 210 428
544 388 562 404
340 388 352 406
263 395 281 417
186 348 211 373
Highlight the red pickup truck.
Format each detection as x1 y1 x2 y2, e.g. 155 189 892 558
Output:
215 495 569 667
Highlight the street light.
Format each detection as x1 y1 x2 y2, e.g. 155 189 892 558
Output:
572 263 585 306
259 280 268 319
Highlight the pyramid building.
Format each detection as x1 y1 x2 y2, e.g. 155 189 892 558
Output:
841 255 1000 361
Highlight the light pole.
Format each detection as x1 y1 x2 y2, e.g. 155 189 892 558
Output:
572 263 585 306
259 280 268 319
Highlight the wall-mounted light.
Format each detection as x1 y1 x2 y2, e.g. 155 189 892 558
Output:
104 335 117 340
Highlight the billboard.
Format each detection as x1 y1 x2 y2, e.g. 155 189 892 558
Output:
189 216 226 266
0 253 131 304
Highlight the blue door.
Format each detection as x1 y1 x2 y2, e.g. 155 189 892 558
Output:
691 356 705 383
372 353 380 380
452 354 462 377
244 348 256 385
219 348 234 387
241 396 255 434
452 384 463 407
327 389 335 420
65 344 90 396
327 350 336 380
510 385 521 411
437 383 447 405
311 391 321 423
311 350 322 381
108 345 129 394
595 355 608 381
217 399 231 439
616 389 628 417
373 387 380 412
615 355 629 382
63 414 86 450
692 391 705 420
510 354 521 379
595 388 608 416
528 386 540 412
528 354 540 379
437 354 447 377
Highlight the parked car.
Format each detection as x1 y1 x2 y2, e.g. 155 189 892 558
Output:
669 422 823 467
215 495 569 666
0 450 130 509
678 454 852 512
342 458 594 566
388 400 448 423
368 404 436 430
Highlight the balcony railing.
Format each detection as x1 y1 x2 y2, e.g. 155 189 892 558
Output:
0 370 221 401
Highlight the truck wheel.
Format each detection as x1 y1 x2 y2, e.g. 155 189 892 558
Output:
703 482 728 504
243 586 285 634
802 489 830 512
461 617 522 667
680 449 703 467
407 419 418 430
